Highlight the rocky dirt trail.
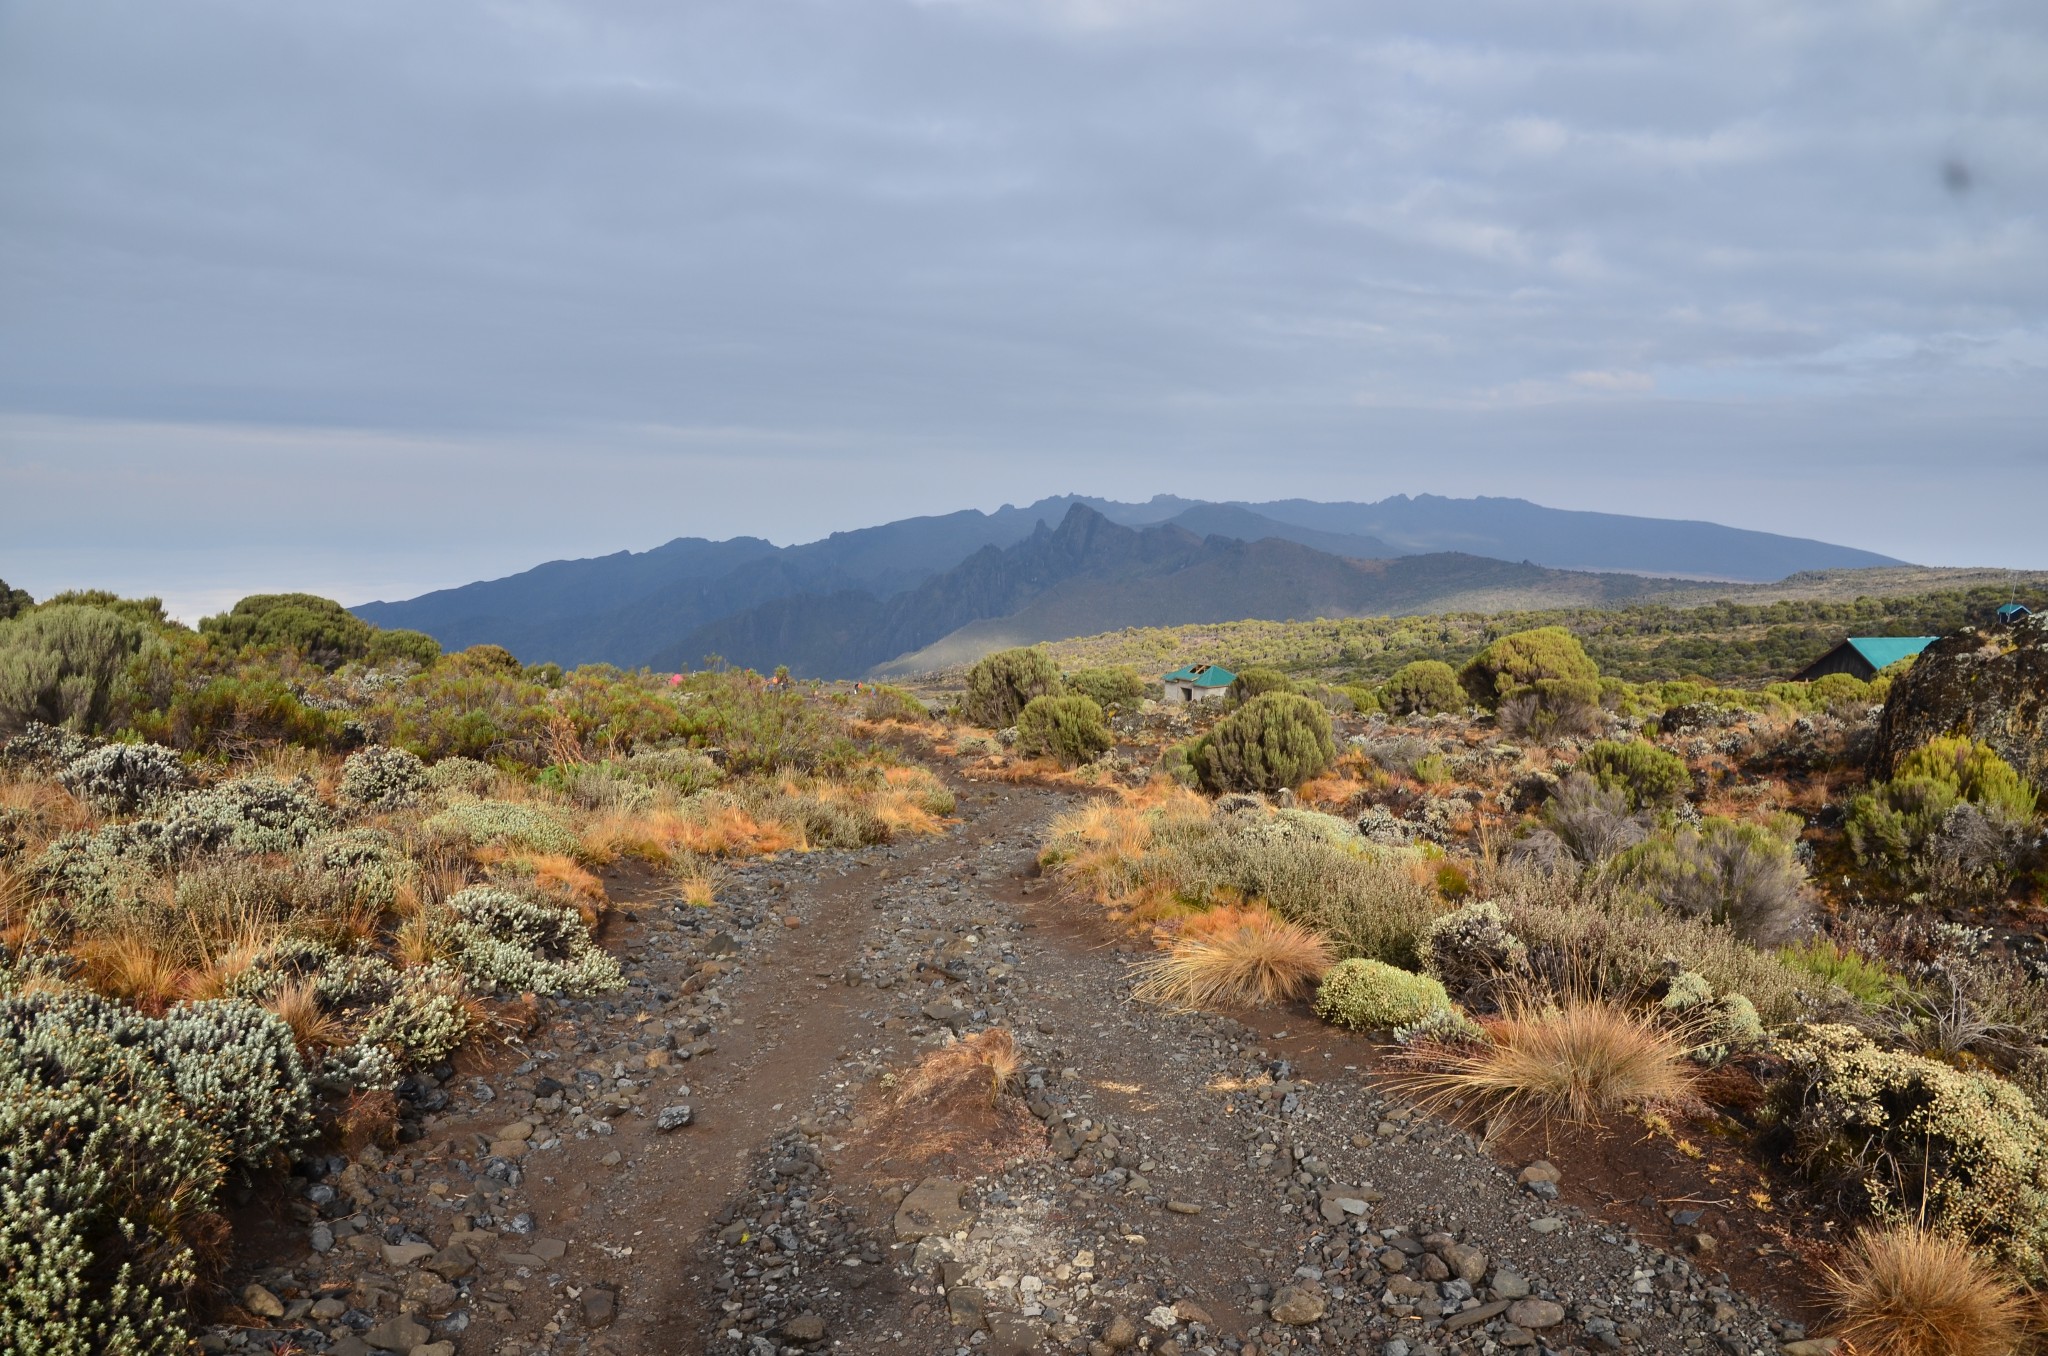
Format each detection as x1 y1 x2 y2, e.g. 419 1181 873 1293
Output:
216 776 1828 1356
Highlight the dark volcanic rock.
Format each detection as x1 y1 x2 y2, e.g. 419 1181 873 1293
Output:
1872 616 2048 796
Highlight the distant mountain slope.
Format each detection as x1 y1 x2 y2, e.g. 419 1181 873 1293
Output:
874 542 1700 676
1234 495 1902 580
350 491 1906 667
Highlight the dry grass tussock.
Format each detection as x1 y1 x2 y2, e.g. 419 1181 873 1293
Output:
74 933 191 1014
263 979 347 1054
1038 783 1210 911
1821 1226 2030 1356
1134 906 1333 1011
479 848 607 923
897 1028 1023 1107
1395 995 1696 1127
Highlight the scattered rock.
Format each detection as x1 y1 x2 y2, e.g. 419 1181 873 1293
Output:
582 1286 617 1329
1507 1298 1566 1330
1269 1283 1328 1325
239 1284 285 1319
893 1178 973 1240
656 1103 694 1131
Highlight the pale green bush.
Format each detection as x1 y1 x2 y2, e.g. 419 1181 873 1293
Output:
356 964 477 1066
425 799 579 856
424 756 497 796
446 886 622 996
57 743 189 815
1314 958 1453 1031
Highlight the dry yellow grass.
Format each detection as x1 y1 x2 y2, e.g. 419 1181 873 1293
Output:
1396 996 1696 1125
75 934 190 1014
263 980 346 1054
186 923 283 1000
1133 906 1333 1011
393 911 450 967
899 1028 1023 1106
1821 1226 2029 1356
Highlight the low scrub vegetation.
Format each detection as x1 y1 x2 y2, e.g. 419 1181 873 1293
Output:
0 583 956 1349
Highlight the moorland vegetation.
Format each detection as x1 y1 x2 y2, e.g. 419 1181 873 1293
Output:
941 618 2048 1355
0 582 954 1352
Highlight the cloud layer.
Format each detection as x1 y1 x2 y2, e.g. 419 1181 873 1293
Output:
3 0 2044 616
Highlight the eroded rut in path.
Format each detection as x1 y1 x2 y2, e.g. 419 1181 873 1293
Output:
237 778 1815 1356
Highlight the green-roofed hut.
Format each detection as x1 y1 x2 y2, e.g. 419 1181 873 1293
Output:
1162 663 1235 704
1794 636 1938 682
1998 603 2033 626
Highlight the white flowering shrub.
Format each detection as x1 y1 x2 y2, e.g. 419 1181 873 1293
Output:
356 964 477 1066
1418 900 1526 1003
320 1041 400 1092
56 743 191 815
1773 1023 2048 1278
425 799 578 856
31 824 168 927
0 722 99 772
0 991 313 1353
161 775 327 856
337 745 428 810
304 828 413 910
1660 970 1764 1066
224 938 397 1011
446 886 622 996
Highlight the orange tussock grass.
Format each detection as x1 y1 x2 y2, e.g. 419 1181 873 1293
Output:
338 1088 400 1154
898 1028 1023 1106
75 935 191 1015
1821 1225 2029 1356
1393 996 1696 1126
582 805 804 861
393 911 450 968
187 923 283 1000
263 980 347 1054
1040 784 1207 909
1133 906 1333 1011
479 847 608 922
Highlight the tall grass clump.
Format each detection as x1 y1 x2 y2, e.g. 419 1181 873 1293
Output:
1133 906 1332 1011
1399 996 1696 1125
1820 1226 2028 1356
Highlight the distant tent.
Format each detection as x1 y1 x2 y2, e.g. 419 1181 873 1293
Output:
1162 663 1236 704
1793 636 1938 683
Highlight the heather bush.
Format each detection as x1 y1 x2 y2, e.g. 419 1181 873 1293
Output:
445 886 623 996
1314 959 1454 1031
1611 816 1808 943
1577 739 1692 810
1228 667 1294 705
1771 1023 2048 1279
1541 772 1651 864
0 579 29 622
1015 694 1111 768
1458 626 1599 710
305 828 413 911
963 647 1062 729
0 604 156 734
1659 971 1764 1065
56 742 190 816
1063 667 1148 712
355 964 478 1066
198 593 437 669
0 721 99 771
1382 660 1464 716
1777 937 1906 1008
1848 737 2038 898
425 799 579 857
1896 736 2038 819
1497 679 1606 743
1192 692 1335 794
337 744 428 810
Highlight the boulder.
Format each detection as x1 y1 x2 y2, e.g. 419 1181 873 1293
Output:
1872 618 2048 797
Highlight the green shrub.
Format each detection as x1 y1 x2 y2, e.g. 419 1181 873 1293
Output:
1193 693 1336 794
445 886 623 996
859 684 930 724
1014 695 1112 768
1313 959 1453 1031
1895 735 2038 820
355 964 478 1066
0 579 29 623
1576 739 1692 809
0 604 156 734
304 828 413 911
1541 772 1649 864
1660 971 1764 1065
198 593 436 669
424 756 496 796
1340 684 1384 715
1772 1024 2048 1279
1458 626 1599 710
963 647 1062 729
1382 660 1465 716
1064 666 1148 712
1611 816 1807 943
1497 678 1606 742
163 775 328 855
1777 937 1906 1008
1418 900 1525 1003
425 799 579 856
337 745 429 810
1227 667 1294 706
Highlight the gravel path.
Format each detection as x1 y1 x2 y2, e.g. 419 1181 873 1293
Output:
211 778 1828 1356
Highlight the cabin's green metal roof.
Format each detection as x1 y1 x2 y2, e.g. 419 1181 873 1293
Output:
1846 637 1937 670
1162 663 1235 687
1998 603 2032 618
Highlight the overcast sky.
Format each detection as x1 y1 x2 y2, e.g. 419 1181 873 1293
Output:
2 0 2044 620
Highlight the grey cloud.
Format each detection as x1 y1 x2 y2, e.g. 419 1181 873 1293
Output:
1 0 2044 614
